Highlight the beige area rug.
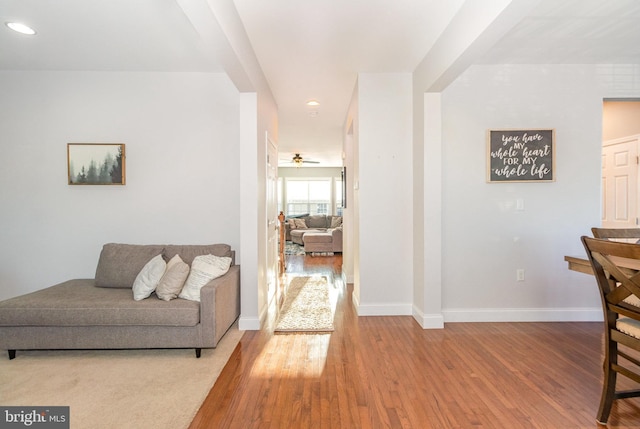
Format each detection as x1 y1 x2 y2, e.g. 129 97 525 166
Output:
0 324 243 429
275 276 335 333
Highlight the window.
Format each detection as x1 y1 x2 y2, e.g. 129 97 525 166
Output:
285 179 332 216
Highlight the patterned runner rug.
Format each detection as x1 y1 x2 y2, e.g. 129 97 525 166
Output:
275 276 334 333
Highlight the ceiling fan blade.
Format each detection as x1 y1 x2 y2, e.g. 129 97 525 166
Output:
303 160 320 164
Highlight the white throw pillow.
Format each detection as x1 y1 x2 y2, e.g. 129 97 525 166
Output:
179 254 232 302
156 254 190 301
132 254 166 301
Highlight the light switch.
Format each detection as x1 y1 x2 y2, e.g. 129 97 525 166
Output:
516 199 525 211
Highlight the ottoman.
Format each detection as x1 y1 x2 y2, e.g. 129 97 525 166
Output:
303 232 333 253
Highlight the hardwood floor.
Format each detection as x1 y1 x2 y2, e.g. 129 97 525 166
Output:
189 253 640 428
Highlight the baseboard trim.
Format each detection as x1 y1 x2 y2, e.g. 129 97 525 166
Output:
412 306 444 329
351 290 360 315
442 307 603 323
239 316 262 330
356 303 413 316
348 306 602 326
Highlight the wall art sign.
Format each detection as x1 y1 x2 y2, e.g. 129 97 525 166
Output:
68 143 126 185
487 129 555 183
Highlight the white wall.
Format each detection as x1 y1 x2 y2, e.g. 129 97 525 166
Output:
439 64 640 321
239 93 260 329
254 90 278 329
342 119 356 284
603 100 640 141
343 83 359 292
413 93 445 328
356 73 414 315
0 71 240 301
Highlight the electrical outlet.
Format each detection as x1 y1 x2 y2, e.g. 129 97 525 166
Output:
516 269 525 282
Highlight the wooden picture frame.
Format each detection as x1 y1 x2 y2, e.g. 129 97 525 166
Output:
487 129 555 183
67 143 126 185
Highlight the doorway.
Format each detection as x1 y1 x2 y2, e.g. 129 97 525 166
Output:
601 100 640 228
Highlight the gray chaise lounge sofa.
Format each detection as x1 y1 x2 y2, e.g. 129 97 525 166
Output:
0 243 240 360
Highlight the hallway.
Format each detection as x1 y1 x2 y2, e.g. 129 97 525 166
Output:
189 254 637 428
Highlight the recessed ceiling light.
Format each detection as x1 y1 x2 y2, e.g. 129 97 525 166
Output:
6 22 36 35
306 100 320 107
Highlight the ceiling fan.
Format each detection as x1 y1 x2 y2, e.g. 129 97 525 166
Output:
291 153 319 167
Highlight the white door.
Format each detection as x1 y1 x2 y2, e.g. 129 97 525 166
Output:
266 135 279 309
602 135 640 228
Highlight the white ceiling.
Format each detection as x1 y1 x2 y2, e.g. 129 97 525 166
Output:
2 0 639 167
0 0 222 72
478 0 640 65
233 0 465 167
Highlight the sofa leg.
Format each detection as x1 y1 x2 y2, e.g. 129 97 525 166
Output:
195 348 201 358
8 350 16 360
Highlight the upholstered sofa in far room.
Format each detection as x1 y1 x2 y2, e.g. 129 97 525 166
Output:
285 215 342 252
0 243 240 360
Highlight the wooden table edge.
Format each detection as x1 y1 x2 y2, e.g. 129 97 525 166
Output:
564 255 593 275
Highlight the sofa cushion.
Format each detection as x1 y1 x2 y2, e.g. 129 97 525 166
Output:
306 215 328 228
0 280 200 327
303 232 333 244
132 254 167 301
290 228 324 245
330 216 343 228
156 254 190 301
179 254 232 302
164 244 232 265
95 244 165 288
303 232 334 253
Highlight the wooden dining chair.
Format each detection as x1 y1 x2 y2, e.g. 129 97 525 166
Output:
592 227 640 242
582 236 640 425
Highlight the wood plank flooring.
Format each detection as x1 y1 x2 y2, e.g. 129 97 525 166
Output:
189 253 640 428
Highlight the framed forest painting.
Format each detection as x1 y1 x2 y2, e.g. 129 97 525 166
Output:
67 143 126 185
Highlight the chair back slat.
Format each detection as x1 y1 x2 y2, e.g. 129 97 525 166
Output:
584 237 640 303
592 227 640 242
